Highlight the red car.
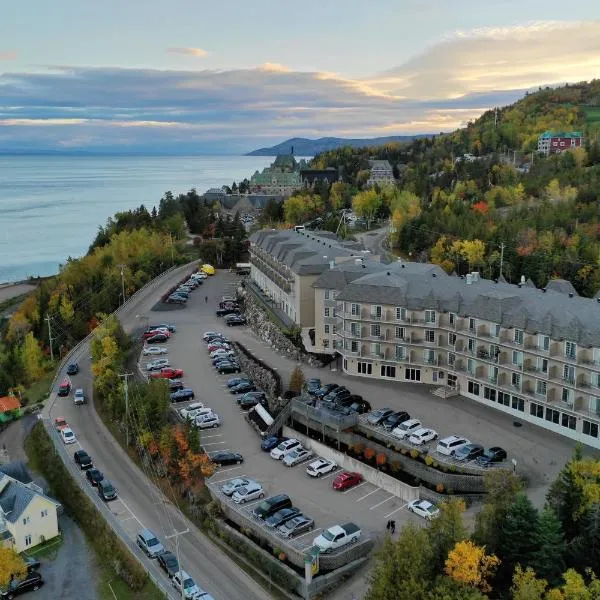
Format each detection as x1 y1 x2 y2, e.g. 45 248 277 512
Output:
207 343 230 353
143 329 171 340
151 367 184 379
332 471 363 491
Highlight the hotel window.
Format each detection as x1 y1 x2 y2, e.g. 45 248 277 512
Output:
536 381 547 397
511 373 521 388
467 358 475 374
537 358 548 373
324 308 330 317
395 326 405 340
512 351 523 366
332 325 337 334
396 307 407 321
593 349 600 365
563 365 575 384
425 310 436 324
41 509 48 518
25 535 32 547
493 324 501 338
371 324 381 338
22 516 30 525
514 329 524 345
324 290 330 300
395 346 406 360
351 303 360 316
511 396 524 412
371 305 382 319
546 408 560 424
468 381 480 395
425 330 435 343
448 353 456 367
358 362 372 375
324 325 330 334
562 388 574 405
592 373 600 389
468 338 475 353
583 420 599 438
350 322 360 337
424 350 435 364
484 387 497 402
539 335 550 351
565 341 577 360
405 368 421 381
449 312 456 326
381 365 396 378
530 402 544 418
469 318 476 331
449 332 457 346
561 414 576 430
351 340 359 353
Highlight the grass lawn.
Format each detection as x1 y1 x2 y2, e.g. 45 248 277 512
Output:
584 106 600 124
25 535 64 560
98 565 167 600
23 371 55 406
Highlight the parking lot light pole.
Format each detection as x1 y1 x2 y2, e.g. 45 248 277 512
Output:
166 528 189 600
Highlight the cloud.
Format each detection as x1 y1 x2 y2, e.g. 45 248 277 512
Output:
1 20 599 152
166 47 209 58
0 51 17 61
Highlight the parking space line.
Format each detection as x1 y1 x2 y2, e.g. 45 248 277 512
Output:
356 488 380 502
318 469 341 481
342 481 367 494
216 465 242 474
296 528 320 541
202 434 223 439
370 495 396 510
384 503 408 519
202 441 226 446
211 473 248 484
114 496 143 526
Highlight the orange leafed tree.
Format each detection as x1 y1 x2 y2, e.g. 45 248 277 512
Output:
445 540 500 593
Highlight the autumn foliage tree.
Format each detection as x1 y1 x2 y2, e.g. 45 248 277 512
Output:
0 547 27 588
288 366 305 394
445 540 500 593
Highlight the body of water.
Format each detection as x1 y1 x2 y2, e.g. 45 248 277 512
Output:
0 155 274 283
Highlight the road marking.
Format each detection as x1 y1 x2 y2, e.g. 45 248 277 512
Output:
342 481 367 494
201 434 223 439
119 515 137 522
211 473 249 484
202 441 226 447
296 528 320 541
216 465 242 474
384 503 408 519
370 495 396 510
318 468 341 481
117 495 143 526
356 488 380 502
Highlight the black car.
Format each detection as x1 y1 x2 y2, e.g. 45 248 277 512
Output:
455 443 485 462
230 381 255 394
227 377 251 388
205 334 230 344
304 378 322 395
382 411 411 430
169 388 195 403
209 451 244 466
166 295 186 304
216 307 239 317
66 363 79 375
146 333 168 343
168 379 184 391
98 479 117 501
1 572 44 598
74 449 93 470
476 446 508 466
217 361 241 374
212 355 236 366
238 392 266 410
323 388 350 403
225 314 246 326
264 507 301 529
348 399 372 414
315 383 339 398
86 468 104 486
157 551 179 579
277 515 315 538
366 407 394 425
261 436 287 451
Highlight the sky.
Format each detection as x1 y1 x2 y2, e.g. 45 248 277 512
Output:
1 1 599 154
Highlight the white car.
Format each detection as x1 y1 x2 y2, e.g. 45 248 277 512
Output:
232 481 265 504
146 358 169 371
172 570 214 600
60 427 76 444
192 273 208 281
221 477 252 497
283 447 313 467
408 428 438 445
392 418 422 440
179 402 206 420
143 346 168 356
196 413 220 429
270 438 301 460
306 458 337 478
73 388 85 405
203 331 222 341
408 499 440 520
210 349 235 359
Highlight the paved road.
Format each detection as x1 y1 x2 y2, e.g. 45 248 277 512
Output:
45 266 270 600
0 283 37 303
355 226 392 263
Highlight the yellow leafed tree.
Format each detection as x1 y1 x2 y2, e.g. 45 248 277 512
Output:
0 547 27 587
352 189 382 229
21 332 46 383
445 540 500 593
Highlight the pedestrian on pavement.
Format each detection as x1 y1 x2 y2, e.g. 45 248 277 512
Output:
390 520 396 535
205 296 208 303
386 520 391 533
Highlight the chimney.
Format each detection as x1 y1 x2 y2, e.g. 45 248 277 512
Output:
569 292 574 298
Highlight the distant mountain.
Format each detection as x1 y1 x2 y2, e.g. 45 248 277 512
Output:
246 136 428 156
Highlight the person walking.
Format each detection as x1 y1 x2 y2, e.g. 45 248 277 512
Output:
205 296 208 303
390 520 396 535
386 520 391 533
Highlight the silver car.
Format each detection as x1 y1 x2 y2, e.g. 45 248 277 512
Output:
232 481 265 504
146 358 169 371
221 478 252 496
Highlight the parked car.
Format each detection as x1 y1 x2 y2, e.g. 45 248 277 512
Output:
213 355 238 367
313 523 361 552
143 329 171 340
303 378 322 395
366 407 394 425
180 403 208 421
74 449 92 470
392 418 422 440
454 443 485 462
238 392 266 410
145 332 169 343
436 435 471 457
323 387 350 403
0 572 44 598
136 528 165 558
216 307 239 317
172 570 214 600
261 436 287 451
66 363 79 375
270 438 301 460
209 451 243 466
151 367 184 379
408 499 440 520
227 377 251 389
382 410 410 431
283 447 313 467
217 361 241 374
143 346 168 356
157 551 179 579
306 458 337 478
210 348 235 359
98 479 117 501
476 446 508 466
408 428 438 445
195 413 220 429
277 515 315 538
221 477 252 496
73 388 86 405
86 468 104 486
232 481 265 504
151 323 176 333
265 507 301 529
252 494 292 520
168 379 184 391
332 471 362 491
347 399 371 414
230 381 255 394
146 358 170 371
203 331 222 341
225 314 246 326
315 383 339 398
166 295 186 304
60 427 76 445
170 388 195 403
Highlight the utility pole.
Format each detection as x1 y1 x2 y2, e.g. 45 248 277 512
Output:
499 242 505 279
494 107 498 129
45 314 55 363
118 373 134 446
166 528 190 600
117 264 126 305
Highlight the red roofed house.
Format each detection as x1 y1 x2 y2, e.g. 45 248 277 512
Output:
0 397 22 424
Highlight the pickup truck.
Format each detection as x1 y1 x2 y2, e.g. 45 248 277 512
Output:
313 522 361 552
150 367 184 380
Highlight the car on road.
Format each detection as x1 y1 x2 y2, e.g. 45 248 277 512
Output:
315 383 338 398
180 403 207 420
216 361 241 374
265 507 301 529
146 358 170 371
232 481 265 504
86 468 104 486
261 436 287 451
408 428 438 445
220 477 252 496
145 332 169 343
98 479 117 502
270 438 301 460
54 417 68 430
454 443 484 462
0 571 44 598
306 458 337 478
436 435 471 457
157 551 179 579
392 418 422 440
408 499 440 520
66 363 79 375
382 411 411 431
366 407 394 425
282 447 313 467
476 446 507 466
201 264 215 275
209 451 243 466
225 314 246 326
74 449 92 470
170 388 195 403
136 528 165 558
303 378 322 395
172 570 214 600
151 367 184 380
238 392 266 410
143 346 168 356
332 471 362 491
195 413 220 429
57 377 71 397
227 377 250 388
60 427 76 445
277 515 315 538
73 388 86 405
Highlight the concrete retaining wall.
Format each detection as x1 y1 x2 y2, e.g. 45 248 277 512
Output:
284 427 420 503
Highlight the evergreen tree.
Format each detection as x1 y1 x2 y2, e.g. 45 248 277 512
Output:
530 508 565 585
427 498 468 573
570 503 600 573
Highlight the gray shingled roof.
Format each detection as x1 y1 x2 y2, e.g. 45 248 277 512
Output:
546 279 578 296
0 462 32 485
0 476 36 523
333 262 600 347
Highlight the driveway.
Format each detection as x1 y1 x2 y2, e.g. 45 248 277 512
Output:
0 414 38 463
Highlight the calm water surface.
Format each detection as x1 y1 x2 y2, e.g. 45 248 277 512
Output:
0 155 273 282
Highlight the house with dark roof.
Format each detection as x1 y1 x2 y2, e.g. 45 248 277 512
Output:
0 464 61 552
